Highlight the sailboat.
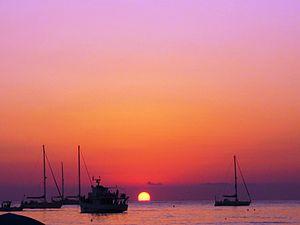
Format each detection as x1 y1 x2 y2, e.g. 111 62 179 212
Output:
61 145 81 205
21 145 63 209
214 155 251 206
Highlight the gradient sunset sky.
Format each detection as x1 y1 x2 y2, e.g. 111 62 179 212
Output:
0 0 299 193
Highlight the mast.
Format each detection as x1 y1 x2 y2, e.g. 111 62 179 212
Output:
61 162 64 200
43 145 46 202
78 145 81 198
234 155 238 201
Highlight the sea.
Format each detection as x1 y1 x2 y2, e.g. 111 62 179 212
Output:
1 201 300 224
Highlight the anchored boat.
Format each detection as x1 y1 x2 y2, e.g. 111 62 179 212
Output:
21 145 63 209
0 201 23 212
214 155 251 206
80 178 129 213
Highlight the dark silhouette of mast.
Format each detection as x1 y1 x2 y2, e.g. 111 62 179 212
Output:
234 155 238 201
78 145 81 198
43 145 47 202
61 162 64 200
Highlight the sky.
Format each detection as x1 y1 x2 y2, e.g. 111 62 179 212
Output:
0 0 300 199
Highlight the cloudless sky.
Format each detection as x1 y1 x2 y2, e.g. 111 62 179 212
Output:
0 0 299 194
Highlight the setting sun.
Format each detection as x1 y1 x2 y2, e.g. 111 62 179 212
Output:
138 192 151 202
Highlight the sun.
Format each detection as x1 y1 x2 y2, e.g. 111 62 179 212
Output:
138 192 151 202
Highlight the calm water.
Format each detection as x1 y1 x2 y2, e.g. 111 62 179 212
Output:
1 201 300 224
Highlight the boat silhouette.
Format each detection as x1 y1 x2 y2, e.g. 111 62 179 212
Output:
80 177 129 213
0 201 23 212
214 155 251 206
21 145 62 209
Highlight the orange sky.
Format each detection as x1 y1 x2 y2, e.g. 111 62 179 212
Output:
0 0 300 189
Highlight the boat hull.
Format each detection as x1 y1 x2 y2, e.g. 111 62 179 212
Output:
21 201 62 209
80 203 128 213
62 199 79 205
214 200 251 206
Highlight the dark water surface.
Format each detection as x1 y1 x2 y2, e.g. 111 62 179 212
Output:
1 201 300 224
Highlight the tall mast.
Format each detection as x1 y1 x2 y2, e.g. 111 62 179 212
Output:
78 145 81 198
43 145 46 202
234 155 238 201
61 162 64 200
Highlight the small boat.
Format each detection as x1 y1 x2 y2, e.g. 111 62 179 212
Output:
21 198 62 209
0 201 23 212
80 177 129 213
21 145 63 209
214 155 251 206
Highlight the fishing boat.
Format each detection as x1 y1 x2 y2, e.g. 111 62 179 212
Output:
214 155 251 206
21 145 63 209
80 177 129 213
0 201 23 212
